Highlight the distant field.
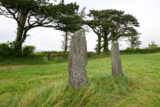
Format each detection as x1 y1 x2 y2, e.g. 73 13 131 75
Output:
0 53 160 107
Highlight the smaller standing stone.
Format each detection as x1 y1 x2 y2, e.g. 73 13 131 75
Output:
68 29 88 88
111 41 123 76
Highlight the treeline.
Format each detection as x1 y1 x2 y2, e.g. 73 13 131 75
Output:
0 41 159 59
0 0 157 58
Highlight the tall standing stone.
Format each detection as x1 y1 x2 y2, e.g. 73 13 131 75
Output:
68 29 88 88
111 41 123 76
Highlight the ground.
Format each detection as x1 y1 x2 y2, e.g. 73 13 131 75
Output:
0 53 160 107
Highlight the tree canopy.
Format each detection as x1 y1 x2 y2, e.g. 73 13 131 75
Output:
86 9 139 53
0 0 82 46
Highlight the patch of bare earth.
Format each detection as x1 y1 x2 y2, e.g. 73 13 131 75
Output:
0 65 30 70
0 64 57 70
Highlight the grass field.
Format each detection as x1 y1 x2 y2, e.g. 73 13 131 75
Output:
0 53 160 107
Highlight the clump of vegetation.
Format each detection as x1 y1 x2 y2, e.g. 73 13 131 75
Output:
0 41 22 57
0 42 36 58
127 35 141 49
122 41 160 54
0 42 10 57
148 41 158 49
23 46 35 57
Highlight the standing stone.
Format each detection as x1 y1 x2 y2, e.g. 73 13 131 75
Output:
111 41 123 76
68 29 88 88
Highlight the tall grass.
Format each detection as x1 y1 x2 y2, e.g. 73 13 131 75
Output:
0 53 160 106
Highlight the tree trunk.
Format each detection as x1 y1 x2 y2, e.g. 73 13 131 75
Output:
111 41 123 76
64 32 68 52
15 12 28 47
97 35 102 54
68 29 88 88
103 35 109 53
103 39 109 52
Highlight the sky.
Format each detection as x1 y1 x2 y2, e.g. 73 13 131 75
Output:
0 0 160 52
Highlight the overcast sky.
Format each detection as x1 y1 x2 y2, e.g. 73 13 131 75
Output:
0 0 160 51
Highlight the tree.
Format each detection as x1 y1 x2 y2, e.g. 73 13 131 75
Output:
61 32 70 52
58 14 83 52
149 41 158 48
105 10 139 41
86 9 139 53
0 0 80 48
86 12 104 54
59 6 85 52
128 34 141 49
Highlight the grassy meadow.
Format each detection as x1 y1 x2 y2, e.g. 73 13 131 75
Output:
0 53 160 107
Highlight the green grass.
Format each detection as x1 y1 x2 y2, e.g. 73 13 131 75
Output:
0 57 69 66
0 53 160 107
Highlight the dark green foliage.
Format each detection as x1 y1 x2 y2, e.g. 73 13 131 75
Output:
121 47 160 54
148 41 158 49
123 41 159 54
0 42 36 58
86 9 139 53
128 35 141 49
0 0 82 47
0 41 22 58
23 45 35 57
0 42 10 57
87 52 95 57
55 14 83 32
9 41 22 57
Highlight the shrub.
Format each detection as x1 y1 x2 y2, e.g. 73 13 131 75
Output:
88 52 95 57
9 41 22 57
0 41 22 58
0 42 10 57
23 46 35 57
121 47 160 54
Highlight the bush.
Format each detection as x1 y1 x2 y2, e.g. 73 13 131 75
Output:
121 47 160 54
9 41 22 57
0 42 10 57
0 41 22 58
23 46 35 57
88 52 96 57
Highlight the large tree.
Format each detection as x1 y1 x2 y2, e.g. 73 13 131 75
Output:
86 12 104 54
86 10 112 53
86 9 139 53
105 10 139 41
59 7 85 52
58 14 83 52
0 0 80 48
